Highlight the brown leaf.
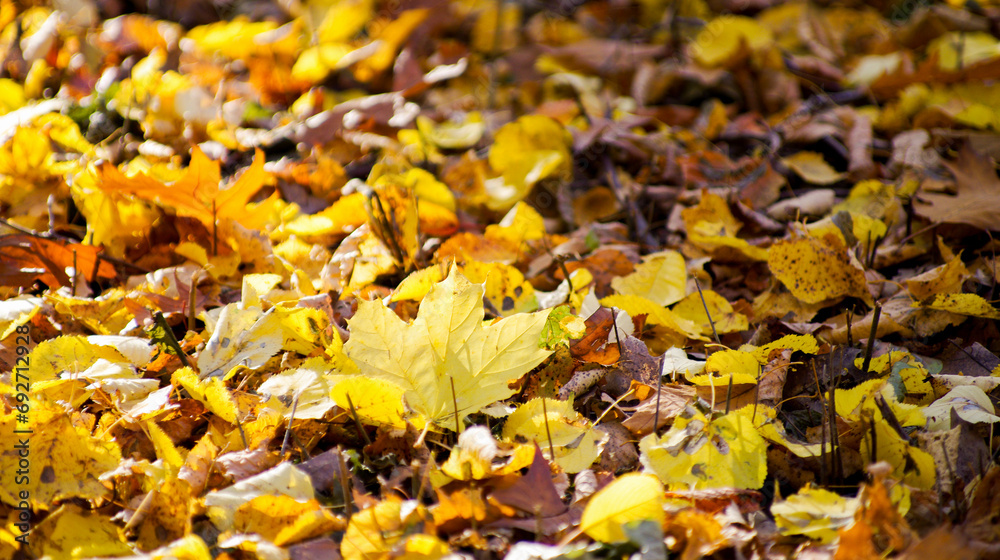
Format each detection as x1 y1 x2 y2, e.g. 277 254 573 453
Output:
962 464 1000 545
757 348 792 409
569 308 621 365
602 335 659 396
621 383 696 436
914 144 1000 231
0 234 117 288
490 444 567 517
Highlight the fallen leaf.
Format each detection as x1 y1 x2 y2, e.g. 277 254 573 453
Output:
782 152 845 185
767 234 871 304
639 406 767 489
344 267 552 428
579 473 665 543
914 144 1000 230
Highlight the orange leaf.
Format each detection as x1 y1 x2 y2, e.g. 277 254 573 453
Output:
0 235 117 288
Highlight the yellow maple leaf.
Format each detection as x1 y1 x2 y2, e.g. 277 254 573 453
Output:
344 267 553 429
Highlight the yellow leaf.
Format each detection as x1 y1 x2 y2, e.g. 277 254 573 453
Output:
640 407 767 489
771 485 859 543
692 15 773 67
141 535 212 560
258 358 343 420
767 235 871 304
832 180 901 222
906 255 969 300
397 534 450 560
270 305 329 354
672 289 749 335
26 504 131 559
0 78 25 113
26 335 131 383
744 334 819 362
197 303 284 378
835 378 925 427
502 398 604 473
0 398 120 509
341 499 421 560
313 0 373 43
611 250 687 306
391 265 449 302
175 241 240 279
185 17 301 60
484 201 547 244
332 376 422 430
146 420 185 471
205 462 316 532
354 9 429 81
681 192 742 236
345 267 553 428
285 192 367 239
273 503 347 546
460 260 538 316
919 293 1000 319
417 113 484 150
472 2 521 52
929 31 1000 71
172 367 239 424
781 151 845 185
291 42 356 82
234 495 343 544
579 473 665 543
600 294 704 341
487 116 571 211
861 418 936 489
687 349 759 385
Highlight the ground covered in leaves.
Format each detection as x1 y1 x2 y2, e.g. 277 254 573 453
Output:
2 0 1000 558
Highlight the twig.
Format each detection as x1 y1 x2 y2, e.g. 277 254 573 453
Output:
859 302 882 376
280 394 299 457
694 278 721 345
337 446 354 517
345 392 373 446
541 397 556 462
449 376 461 434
